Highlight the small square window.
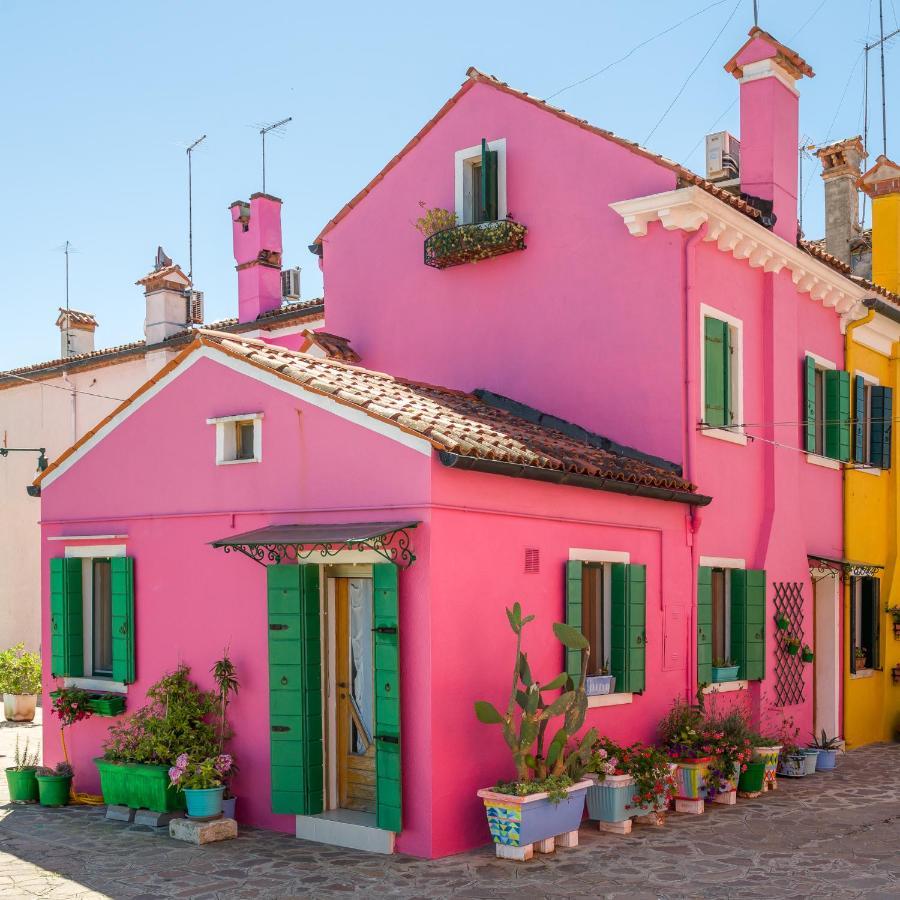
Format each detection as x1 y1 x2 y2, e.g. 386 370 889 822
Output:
207 413 263 465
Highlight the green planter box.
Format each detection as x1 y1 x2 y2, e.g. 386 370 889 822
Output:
50 691 126 717
94 759 185 813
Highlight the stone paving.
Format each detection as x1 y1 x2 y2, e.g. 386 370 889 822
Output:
1 713 898 898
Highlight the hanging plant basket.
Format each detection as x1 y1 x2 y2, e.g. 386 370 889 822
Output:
424 220 527 269
801 646 814 663
775 614 790 631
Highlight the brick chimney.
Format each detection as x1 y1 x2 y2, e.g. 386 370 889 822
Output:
55 308 97 357
725 27 815 243
135 248 191 344
860 155 900 293
816 137 866 266
230 193 283 324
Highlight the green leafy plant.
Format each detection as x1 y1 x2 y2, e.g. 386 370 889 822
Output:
855 646 868 659
809 730 841 750
712 657 735 668
784 633 801 655
657 699 706 759
211 651 239 754
885 604 900 623
102 665 218 766
11 735 40 771
775 614 790 631
474 603 596 799
801 645 815 663
423 216 527 268
0 644 41 695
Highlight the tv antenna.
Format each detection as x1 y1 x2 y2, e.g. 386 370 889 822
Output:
863 0 899 160
259 117 292 193
52 241 79 355
185 134 207 286
752 0 758 27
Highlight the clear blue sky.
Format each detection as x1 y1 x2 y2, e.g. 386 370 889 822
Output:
1 0 897 369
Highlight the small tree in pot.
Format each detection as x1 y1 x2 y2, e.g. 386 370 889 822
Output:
0 644 42 722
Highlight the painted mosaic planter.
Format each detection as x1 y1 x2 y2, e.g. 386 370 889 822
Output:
815 749 838 771
800 748 819 775
672 758 711 800
751 745 782 788
477 781 590 848
585 773 634 822
777 753 807 777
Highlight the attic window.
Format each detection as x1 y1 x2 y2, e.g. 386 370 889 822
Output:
455 138 507 225
207 413 264 465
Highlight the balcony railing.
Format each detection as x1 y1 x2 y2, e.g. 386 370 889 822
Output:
424 220 527 269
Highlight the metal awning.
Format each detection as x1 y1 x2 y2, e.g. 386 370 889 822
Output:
210 521 419 568
808 555 883 579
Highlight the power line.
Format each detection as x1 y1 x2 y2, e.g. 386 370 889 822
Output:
545 0 732 101
0 370 127 402
644 0 742 145
790 0 830 40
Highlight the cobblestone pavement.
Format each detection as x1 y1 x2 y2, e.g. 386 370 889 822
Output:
1 714 898 899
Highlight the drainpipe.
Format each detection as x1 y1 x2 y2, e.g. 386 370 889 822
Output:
61 371 76 444
683 226 706 703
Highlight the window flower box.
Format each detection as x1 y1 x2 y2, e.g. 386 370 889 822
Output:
51 690 125 717
424 220 527 269
584 674 616 696
712 665 740 683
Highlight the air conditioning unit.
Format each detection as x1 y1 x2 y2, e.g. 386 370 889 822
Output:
281 267 301 301
705 132 741 182
186 290 204 325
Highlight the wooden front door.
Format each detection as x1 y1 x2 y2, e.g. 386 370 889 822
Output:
334 577 376 812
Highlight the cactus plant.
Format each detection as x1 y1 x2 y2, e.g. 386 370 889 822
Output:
474 603 596 787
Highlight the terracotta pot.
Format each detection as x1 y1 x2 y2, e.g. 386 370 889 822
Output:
3 694 37 723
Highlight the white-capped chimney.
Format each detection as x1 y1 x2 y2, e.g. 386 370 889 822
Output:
135 247 192 345
55 308 98 358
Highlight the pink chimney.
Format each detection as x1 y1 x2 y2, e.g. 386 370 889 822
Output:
725 27 815 243
229 192 284 323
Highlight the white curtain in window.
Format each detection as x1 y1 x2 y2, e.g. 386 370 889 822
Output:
348 578 374 751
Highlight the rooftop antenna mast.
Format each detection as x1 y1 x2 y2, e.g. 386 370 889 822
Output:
260 117 292 193
186 134 207 287
53 241 78 356
752 0 758 27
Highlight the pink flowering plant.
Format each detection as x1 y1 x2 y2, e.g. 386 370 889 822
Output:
168 752 234 791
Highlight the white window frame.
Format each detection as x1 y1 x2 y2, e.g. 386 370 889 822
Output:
454 138 507 225
854 369 882 476
63 544 128 693
805 352 841 469
698 555 747 692
207 412 264 465
699 304 746 445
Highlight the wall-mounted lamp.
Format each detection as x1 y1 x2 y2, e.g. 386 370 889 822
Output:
0 446 48 495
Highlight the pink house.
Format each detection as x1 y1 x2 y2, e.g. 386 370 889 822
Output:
37 28 879 859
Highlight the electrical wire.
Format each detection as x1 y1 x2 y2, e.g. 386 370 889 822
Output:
546 0 732 100
0 370 127 402
644 0 742 145
790 0 831 40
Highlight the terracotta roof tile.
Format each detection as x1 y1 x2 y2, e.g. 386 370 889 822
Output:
298 329 361 362
800 240 900 306
200 331 699 497
55 308 98 328
724 26 814 80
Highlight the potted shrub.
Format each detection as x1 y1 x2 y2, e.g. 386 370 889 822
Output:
855 646 868 669
801 645 815 663
0 643 42 722
96 665 218 813
622 742 676 818
701 702 753 798
35 761 74 807
886 604 900 639
211 651 239 819
658 700 711 801
474 603 595 859
5 736 40 803
809 731 841 771
584 660 615 697
775 614 790 631
169 753 233 819
584 739 631 827
712 657 740 683
784 633 801 656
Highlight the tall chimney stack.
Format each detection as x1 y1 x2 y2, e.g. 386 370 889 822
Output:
816 137 866 267
135 248 192 345
725 27 814 243
860 155 900 294
230 193 283 324
55 308 97 358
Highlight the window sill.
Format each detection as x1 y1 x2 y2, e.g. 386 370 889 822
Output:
216 458 261 466
587 692 634 708
806 453 841 470
850 668 876 679
63 676 127 693
700 427 748 446
851 465 882 477
702 679 748 694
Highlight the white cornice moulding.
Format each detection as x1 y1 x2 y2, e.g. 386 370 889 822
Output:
610 186 871 332
852 313 900 356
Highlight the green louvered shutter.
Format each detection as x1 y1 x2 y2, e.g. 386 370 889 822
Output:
267 564 323 816
870 386 893 469
696 566 713 685
49 558 83 678
704 317 731 427
804 356 817 453
731 569 766 681
565 561 584 688
854 375 867 464
825 369 851 461
611 563 646 693
480 138 499 222
110 557 135 684
373 563 401 832
871 578 881 670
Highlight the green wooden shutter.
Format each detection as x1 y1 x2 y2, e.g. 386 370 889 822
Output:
870 386 893 469
373 563 401 832
696 566 713 685
49 558 83 678
611 563 646 693
267 564 323 816
825 369 851 461
804 356 817 453
871 578 881 670
480 138 498 222
110 557 135 684
731 569 766 681
704 317 731 427
565 561 584 688
854 375 867 463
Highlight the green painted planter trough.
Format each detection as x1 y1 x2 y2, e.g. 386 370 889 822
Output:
94 759 185 812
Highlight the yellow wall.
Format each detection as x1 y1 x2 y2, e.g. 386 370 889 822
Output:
871 193 900 295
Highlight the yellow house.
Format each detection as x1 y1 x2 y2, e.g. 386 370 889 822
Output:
841 154 900 747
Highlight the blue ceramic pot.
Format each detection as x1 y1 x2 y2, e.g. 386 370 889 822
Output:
184 786 225 818
815 749 838 771
586 774 634 822
478 781 589 848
